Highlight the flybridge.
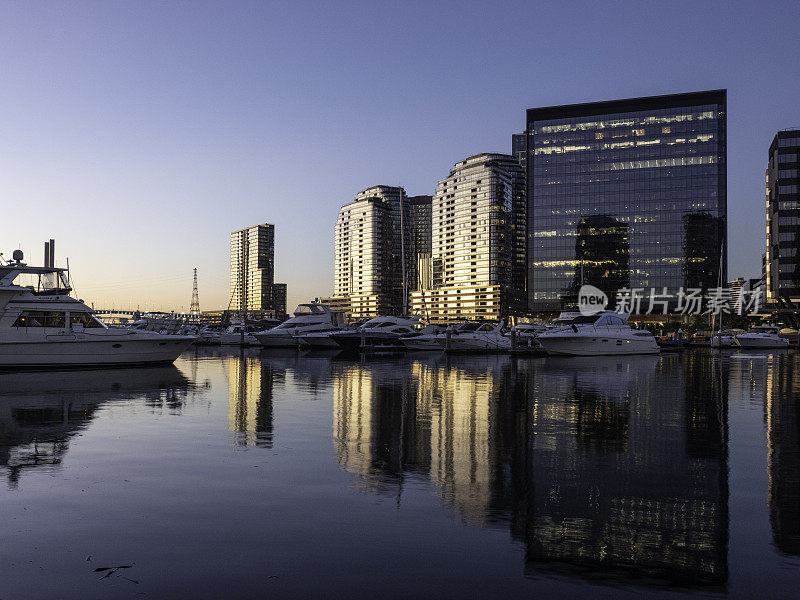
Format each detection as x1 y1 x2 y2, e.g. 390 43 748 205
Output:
0 248 72 294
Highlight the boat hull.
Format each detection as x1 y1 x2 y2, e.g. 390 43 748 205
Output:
538 335 659 356
297 335 341 350
0 336 195 367
401 336 443 351
735 336 790 349
251 332 298 348
219 333 261 346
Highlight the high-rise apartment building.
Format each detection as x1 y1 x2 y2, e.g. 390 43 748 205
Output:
230 224 287 318
523 90 727 313
410 154 525 323
766 130 800 305
332 192 394 319
330 186 431 319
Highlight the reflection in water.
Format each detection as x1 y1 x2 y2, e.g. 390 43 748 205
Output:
0 367 190 488
524 352 728 587
765 353 800 555
229 353 274 448
332 353 730 589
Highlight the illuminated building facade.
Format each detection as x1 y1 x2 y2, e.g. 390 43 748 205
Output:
524 90 727 312
766 130 800 305
230 224 287 318
332 187 431 319
410 154 525 323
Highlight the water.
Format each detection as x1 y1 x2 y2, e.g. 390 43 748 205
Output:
0 347 798 598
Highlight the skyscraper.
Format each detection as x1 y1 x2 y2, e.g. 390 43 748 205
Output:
524 90 727 313
766 130 800 306
229 224 287 319
330 186 431 319
332 191 395 319
410 153 525 322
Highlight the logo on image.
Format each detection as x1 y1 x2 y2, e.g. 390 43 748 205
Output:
578 285 608 316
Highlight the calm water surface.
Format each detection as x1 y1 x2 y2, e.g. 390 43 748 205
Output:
0 348 798 598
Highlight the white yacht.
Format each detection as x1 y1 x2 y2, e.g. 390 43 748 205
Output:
439 322 511 353
735 325 790 349
400 324 444 351
220 324 261 346
253 303 347 348
537 311 659 356
0 251 195 367
330 315 421 353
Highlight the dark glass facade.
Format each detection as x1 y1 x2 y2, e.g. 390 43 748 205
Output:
525 90 727 312
766 130 800 305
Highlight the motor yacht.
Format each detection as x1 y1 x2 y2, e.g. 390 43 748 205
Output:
735 325 790 349
253 303 347 348
220 324 262 346
439 322 511 353
0 251 195 367
296 328 351 350
330 316 421 353
400 324 444 351
536 311 659 356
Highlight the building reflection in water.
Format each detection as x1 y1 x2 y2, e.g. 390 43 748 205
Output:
228 353 275 448
764 353 800 555
333 352 730 589
0 366 190 488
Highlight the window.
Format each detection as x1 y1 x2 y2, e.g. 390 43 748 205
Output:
13 311 66 327
69 312 104 328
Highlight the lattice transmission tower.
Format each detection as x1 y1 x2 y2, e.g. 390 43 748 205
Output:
190 267 200 319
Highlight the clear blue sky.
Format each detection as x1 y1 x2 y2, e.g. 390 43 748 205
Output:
1 0 798 311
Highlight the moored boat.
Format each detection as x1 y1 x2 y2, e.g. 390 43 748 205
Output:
537 311 659 356
735 325 790 349
0 251 195 367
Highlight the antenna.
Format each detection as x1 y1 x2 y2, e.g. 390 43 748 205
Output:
190 267 200 320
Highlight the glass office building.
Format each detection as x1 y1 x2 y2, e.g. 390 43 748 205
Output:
766 130 800 306
524 90 727 313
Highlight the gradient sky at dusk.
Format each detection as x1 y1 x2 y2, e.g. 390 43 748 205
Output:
2 1 799 311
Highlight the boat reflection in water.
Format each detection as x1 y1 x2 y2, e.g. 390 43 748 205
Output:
332 352 729 589
0 366 191 488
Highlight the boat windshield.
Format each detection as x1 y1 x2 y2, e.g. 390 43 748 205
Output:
569 315 601 325
1 268 72 294
457 322 481 332
293 304 325 316
749 327 776 334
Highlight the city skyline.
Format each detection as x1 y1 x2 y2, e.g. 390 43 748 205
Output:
2 1 799 311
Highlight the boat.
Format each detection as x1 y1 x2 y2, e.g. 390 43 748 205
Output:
710 329 739 348
656 336 690 352
330 316 421 353
735 325 790 349
440 322 511 353
253 303 347 348
506 323 546 351
296 328 351 350
220 324 261 346
0 250 195 367
536 311 659 356
400 324 444 351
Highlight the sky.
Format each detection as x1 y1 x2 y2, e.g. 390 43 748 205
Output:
1 0 799 312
